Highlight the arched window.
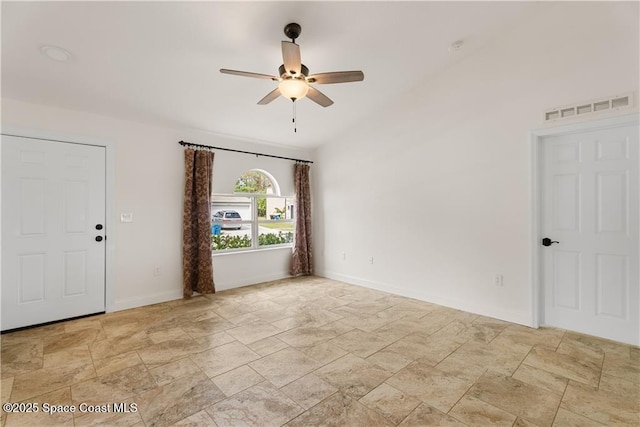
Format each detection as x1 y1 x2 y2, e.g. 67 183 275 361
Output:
234 169 280 196
211 169 294 252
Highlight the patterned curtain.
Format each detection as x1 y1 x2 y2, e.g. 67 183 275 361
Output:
183 148 215 297
290 163 313 276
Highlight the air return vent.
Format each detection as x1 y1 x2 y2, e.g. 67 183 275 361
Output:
544 92 634 123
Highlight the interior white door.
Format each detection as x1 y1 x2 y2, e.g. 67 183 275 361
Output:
542 124 639 345
1 135 106 330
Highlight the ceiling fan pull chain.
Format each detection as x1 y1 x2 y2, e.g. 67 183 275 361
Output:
293 100 297 133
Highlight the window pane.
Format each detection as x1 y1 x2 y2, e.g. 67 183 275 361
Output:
212 195 252 251
212 195 252 220
258 196 295 246
259 197 295 220
258 226 294 247
212 226 252 251
235 171 273 194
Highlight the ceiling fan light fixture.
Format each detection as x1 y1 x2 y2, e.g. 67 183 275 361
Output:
278 78 309 101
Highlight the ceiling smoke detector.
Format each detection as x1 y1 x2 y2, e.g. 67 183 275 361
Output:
448 40 464 52
40 45 73 62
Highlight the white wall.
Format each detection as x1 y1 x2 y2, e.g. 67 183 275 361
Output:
313 2 639 325
1 98 312 311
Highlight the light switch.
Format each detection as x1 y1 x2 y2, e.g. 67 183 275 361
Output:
120 213 133 223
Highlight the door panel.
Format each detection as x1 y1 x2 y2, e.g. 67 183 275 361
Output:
20 178 47 234
542 124 639 345
552 250 581 310
596 171 627 233
1 135 106 330
19 253 46 303
64 250 88 296
65 180 89 233
553 174 580 231
595 253 627 318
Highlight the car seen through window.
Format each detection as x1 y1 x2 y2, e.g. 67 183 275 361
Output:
212 210 242 230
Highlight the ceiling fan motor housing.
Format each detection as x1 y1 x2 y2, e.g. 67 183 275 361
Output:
284 23 302 41
279 64 309 78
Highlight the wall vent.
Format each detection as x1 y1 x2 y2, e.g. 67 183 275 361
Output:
544 92 634 123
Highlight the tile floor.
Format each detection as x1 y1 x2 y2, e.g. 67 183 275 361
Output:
1 276 638 426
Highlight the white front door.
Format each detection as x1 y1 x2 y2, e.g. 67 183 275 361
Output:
1 135 106 330
541 123 639 345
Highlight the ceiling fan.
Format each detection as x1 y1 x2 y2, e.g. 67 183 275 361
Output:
220 23 364 107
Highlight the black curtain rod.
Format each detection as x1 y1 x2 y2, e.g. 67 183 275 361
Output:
179 140 313 164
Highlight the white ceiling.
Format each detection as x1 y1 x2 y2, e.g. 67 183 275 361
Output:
1 1 547 149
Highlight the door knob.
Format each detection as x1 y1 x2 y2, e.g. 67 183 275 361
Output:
95 236 103 242
542 237 559 246
95 224 103 230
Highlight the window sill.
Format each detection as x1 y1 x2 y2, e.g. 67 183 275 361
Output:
212 244 293 257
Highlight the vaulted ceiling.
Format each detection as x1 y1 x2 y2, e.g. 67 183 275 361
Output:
2 1 547 148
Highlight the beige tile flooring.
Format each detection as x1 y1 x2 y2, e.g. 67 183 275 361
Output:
1 276 638 427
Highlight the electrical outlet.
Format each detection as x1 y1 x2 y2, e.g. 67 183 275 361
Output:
494 274 503 287
153 267 161 277
369 256 374 264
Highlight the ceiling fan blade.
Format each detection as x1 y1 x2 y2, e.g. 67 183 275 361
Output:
257 88 281 105
282 41 301 76
307 71 364 84
306 87 334 107
220 69 278 80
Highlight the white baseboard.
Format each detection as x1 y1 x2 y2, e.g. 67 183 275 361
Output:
111 270 532 328
112 289 183 312
215 272 292 291
320 270 533 327
110 273 292 312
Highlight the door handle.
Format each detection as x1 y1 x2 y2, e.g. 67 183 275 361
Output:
95 236 103 242
542 237 559 246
